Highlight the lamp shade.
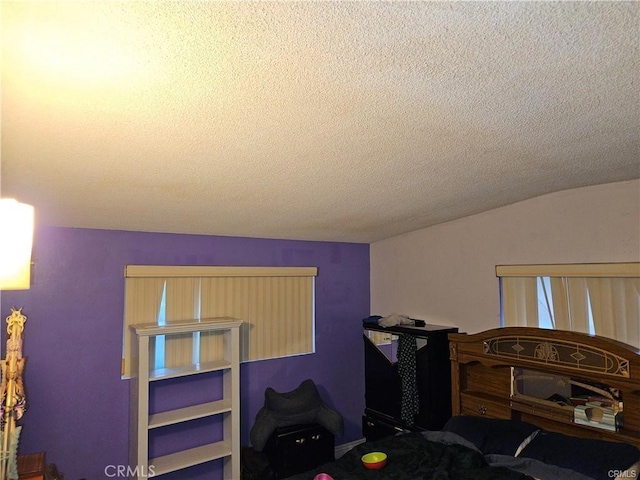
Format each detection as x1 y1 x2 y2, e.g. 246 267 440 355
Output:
0 199 34 290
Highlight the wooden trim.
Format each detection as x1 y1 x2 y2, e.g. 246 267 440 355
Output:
496 263 639 278
482 335 630 378
449 327 640 355
125 265 318 278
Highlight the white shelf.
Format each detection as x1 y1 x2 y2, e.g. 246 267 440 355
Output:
149 359 231 381
149 399 232 429
130 319 242 480
150 440 232 476
131 317 242 337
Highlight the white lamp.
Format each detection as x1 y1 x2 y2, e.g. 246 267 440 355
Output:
0 199 34 290
0 198 34 480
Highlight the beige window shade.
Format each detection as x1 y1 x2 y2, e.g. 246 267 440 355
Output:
122 278 164 378
164 277 200 368
200 276 314 361
122 266 317 378
501 277 539 327
498 263 640 349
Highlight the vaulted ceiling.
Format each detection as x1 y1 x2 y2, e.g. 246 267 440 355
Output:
2 1 638 243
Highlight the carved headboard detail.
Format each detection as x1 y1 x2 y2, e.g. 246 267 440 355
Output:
449 327 640 448
482 335 630 378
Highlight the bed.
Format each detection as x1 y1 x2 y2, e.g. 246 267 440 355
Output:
285 327 640 480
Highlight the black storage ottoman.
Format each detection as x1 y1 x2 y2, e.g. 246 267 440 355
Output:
263 423 335 479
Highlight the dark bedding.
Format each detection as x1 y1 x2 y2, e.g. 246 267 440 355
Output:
284 431 534 480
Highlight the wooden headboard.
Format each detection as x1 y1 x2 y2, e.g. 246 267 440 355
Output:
449 327 640 447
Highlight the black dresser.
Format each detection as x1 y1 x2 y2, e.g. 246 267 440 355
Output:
363 322 458 441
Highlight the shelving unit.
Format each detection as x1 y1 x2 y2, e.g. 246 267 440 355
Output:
129 318 242 480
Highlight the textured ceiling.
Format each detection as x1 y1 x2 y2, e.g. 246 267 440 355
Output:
1 1 638 243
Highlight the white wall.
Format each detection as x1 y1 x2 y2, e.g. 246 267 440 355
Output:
371 180 640 334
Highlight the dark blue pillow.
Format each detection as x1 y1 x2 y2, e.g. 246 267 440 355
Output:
442 415 540 456
518 431 640 480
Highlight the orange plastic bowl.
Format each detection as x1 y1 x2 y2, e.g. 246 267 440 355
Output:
361 451 387 469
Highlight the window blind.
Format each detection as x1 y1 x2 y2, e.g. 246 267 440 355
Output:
122 266 317 378
497 263 640 349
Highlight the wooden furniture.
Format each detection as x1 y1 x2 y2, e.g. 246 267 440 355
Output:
17 452 45 480
264 423 334 479
129 318 242 480
449 327 640 448
363 323 458 440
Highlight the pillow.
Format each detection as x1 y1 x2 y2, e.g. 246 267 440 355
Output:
514 429 539 457
518 431 640 480
617 461 640 480
485 454 597 480
442 415 540 456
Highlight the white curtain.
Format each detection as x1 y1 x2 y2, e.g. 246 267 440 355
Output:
587 278 640 349
567 278 590 334
122 278 164 377
502 277 539 327
201 275 314 362
164 278 200 368
549 277 570 330
498 263 640 349
200 277 247 363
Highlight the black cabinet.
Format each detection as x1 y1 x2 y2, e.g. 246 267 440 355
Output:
263 423 334 479
363 323 458 440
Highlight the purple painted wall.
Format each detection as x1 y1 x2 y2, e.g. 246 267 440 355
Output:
0 226 369 480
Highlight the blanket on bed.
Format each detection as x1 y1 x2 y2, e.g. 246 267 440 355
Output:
284 432 534 480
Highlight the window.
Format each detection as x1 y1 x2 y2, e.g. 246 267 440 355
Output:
122 266 317 378
497 263 640 349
